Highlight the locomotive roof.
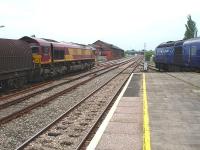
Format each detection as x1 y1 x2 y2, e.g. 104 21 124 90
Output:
156 38 200 49
157 40 186 48
61 41 85 49
174 40 185 46
21 36 96 50
20 36 51 46
157 41 175 48
183 37 200 45
61 41 96 50
42 38 58 42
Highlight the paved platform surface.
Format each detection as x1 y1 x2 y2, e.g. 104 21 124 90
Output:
87 74 142 150
87 72 200 150
95 96 142 150
147 73 200 150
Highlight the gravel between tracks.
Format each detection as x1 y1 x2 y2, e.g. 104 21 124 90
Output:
0 57 131 103
25 69 133 150
0 66 106 106
0 66 113 119
0 61 135 150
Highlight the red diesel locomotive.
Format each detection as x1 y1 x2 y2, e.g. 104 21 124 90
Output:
0 36 95 89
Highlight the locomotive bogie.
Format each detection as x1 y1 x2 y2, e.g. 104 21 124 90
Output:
0 71 29 89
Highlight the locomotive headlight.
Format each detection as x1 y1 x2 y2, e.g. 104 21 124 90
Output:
35 58 40 63
32 55 41 64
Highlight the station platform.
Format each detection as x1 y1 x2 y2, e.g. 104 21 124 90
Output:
87 72 200 150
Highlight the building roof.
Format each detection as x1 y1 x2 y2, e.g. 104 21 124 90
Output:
93 40 124 51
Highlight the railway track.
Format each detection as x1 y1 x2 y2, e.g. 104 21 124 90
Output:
0 57 133 104
148 64 159 71
0 57 137 125
16 56 143 150
76 62 141 150
96 58 128 67
0 81 53 101
0 57 131 101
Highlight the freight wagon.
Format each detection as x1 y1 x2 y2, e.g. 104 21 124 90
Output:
0 39 33 88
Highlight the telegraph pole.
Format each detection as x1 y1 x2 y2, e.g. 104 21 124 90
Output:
143 42 148 71
144 42 146 60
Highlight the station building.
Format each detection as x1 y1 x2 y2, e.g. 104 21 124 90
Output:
93 40 124 61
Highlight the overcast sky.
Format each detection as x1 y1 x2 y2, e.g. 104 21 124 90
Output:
0 0 200 50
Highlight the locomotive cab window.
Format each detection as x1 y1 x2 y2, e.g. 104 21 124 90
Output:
31 47 39 54
191 46 197 56
42 47 49 55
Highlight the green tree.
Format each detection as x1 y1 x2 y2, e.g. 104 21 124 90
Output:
145 50 154 61
184 15 198 39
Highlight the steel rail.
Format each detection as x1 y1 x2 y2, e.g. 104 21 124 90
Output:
0 58 135 110
0 81 53 101
0 66 116 110
148 65 159 71
0 66 117 125
0 58 133 102
16 57 142 150
0 58 137 125
76 58 142 150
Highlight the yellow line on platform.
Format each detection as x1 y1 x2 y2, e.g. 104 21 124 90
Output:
143 73 151 150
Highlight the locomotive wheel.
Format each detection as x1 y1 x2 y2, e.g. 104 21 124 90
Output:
7 79 14 89
12 77 26 88
13 79 19 89
0 81 7 90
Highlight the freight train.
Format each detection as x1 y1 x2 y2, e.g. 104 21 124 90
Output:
0 36 95 89
154 37 200 71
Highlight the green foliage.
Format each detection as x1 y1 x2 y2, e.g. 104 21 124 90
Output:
125 50 136 55
184 15 198 39
145 50 154 61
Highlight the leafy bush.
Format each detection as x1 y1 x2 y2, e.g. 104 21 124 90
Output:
145 50 154 61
